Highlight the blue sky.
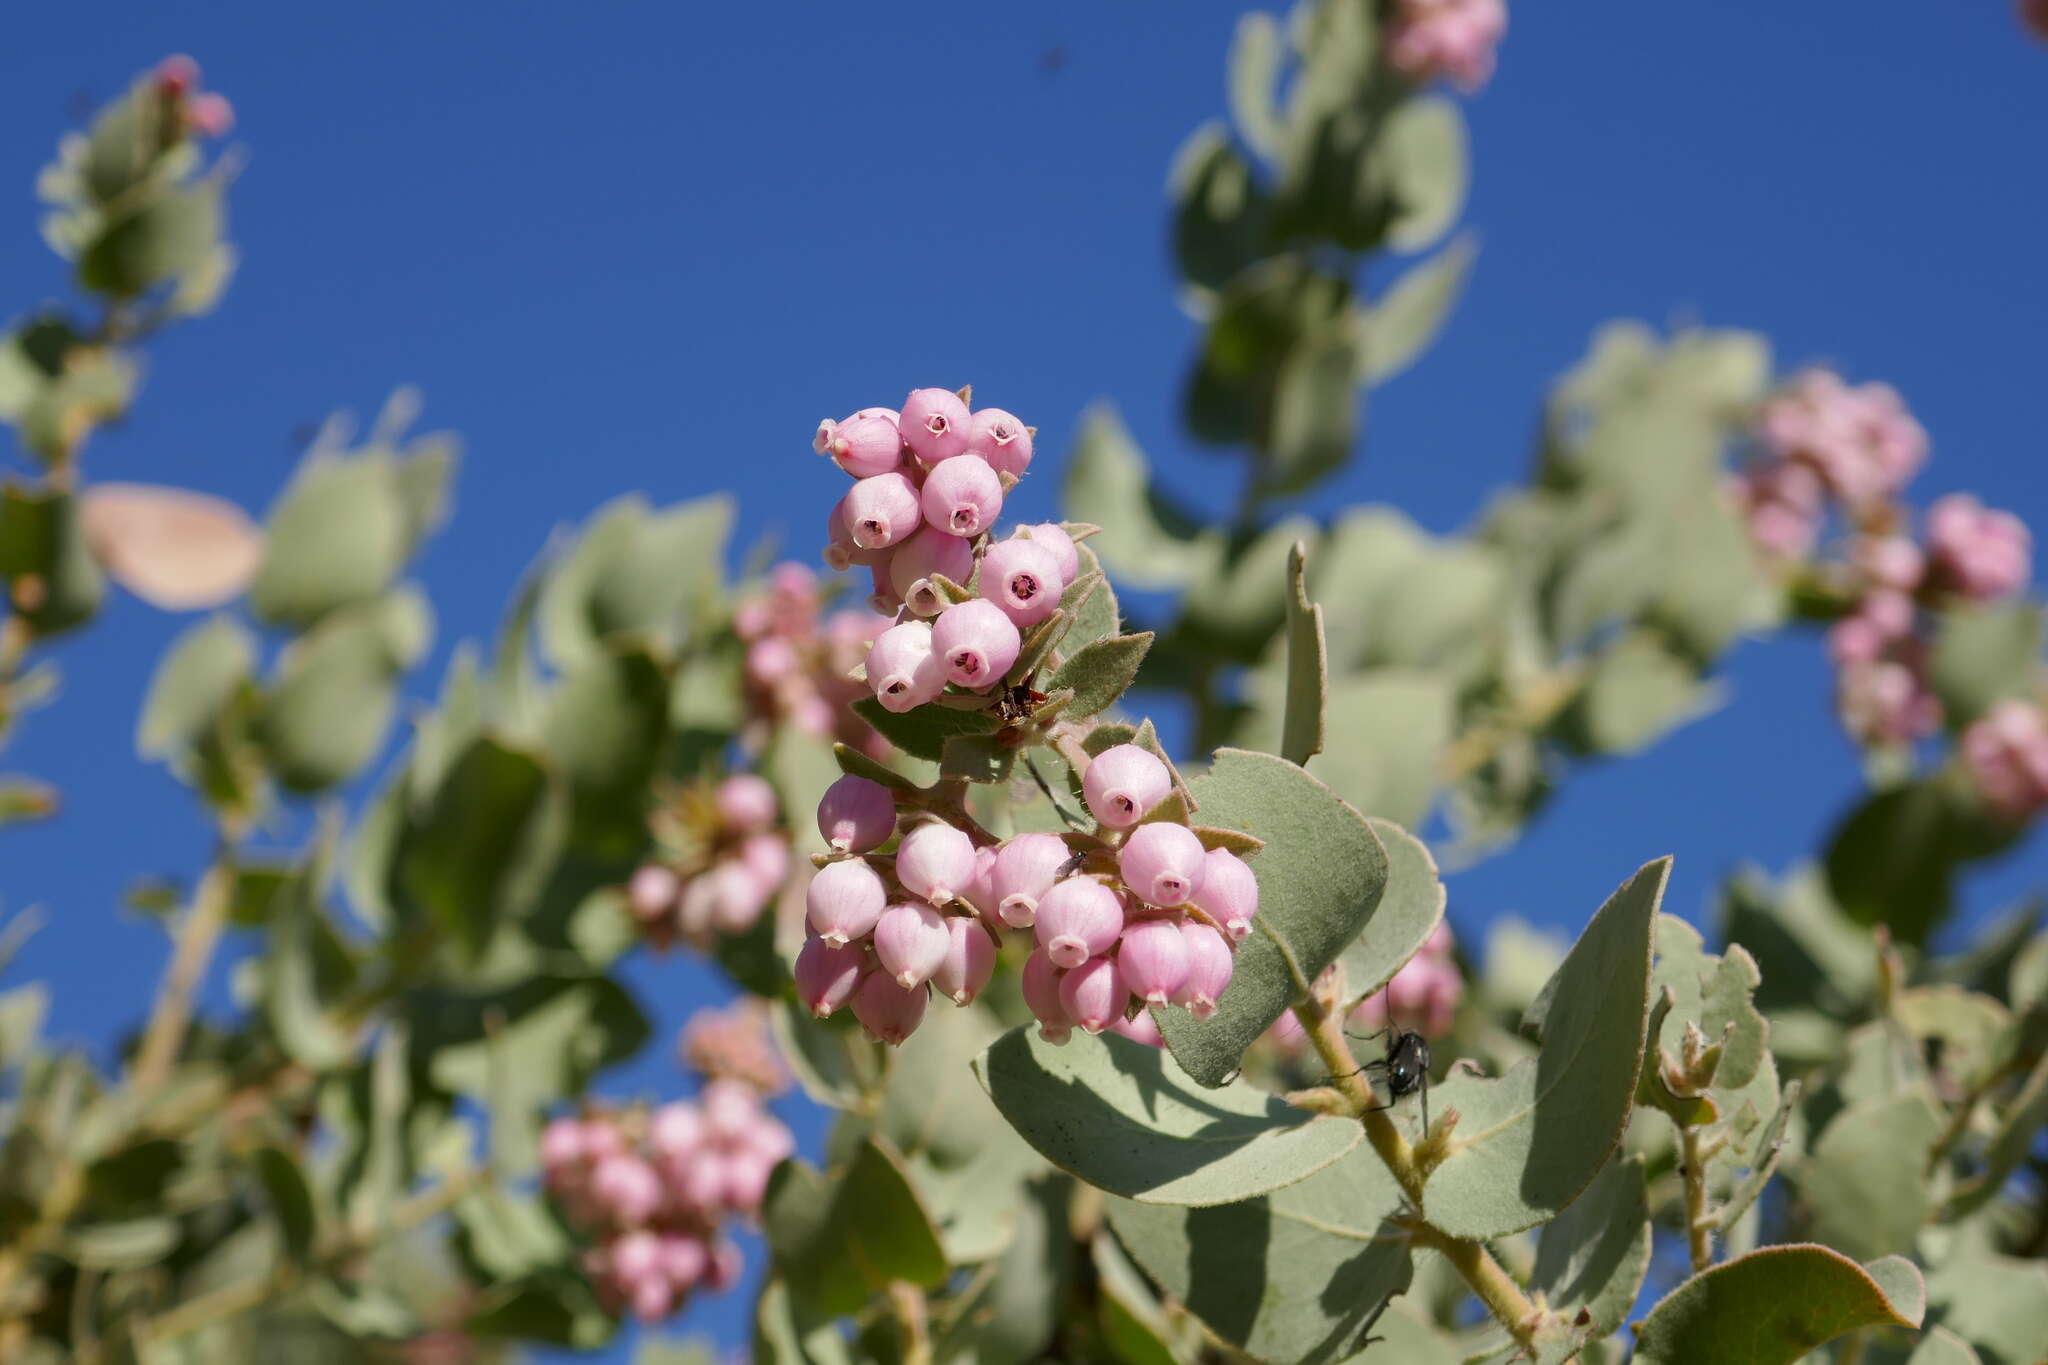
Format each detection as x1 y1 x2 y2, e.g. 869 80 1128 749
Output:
3 2 2045 1357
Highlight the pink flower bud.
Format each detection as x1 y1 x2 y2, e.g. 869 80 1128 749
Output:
592 1154 663 1227
648 1102 703 1160
725 1148 777 1214
1059 955 1131 1034
896 820 977 905
1854 535 1926 593
1021 949 1073 1044
874 902 952 988
1838 658 1942 745
967 408 1034 479
1013 523 1080 584
920 456 1003 538
851 972 928 1046
155 54 201 98
842 473 923 550
676 875 718 940
540 1116 587 1171
677 1149 731 1212
1857 589 1917 643
828 407 905 478
814 418 838 456
659 1234 708 1290
701 1078 759 1139
628 1274 674 1323
1110 1008 1165 1048
818 774 897 854
186 91 234 138
612 1228 664 1286
708 1239 744 1292
581 1117 626 1162
805 858 886 946
961 843 999 918
714 774 780 832
866 620 945 713
706 859 773 934
991 832 1072 927
900 387 973 465
1083 745 1173 829
1174 922 1234 1019
626 864 680 924
1117 822 1209 908
1117 917 1192 1006
745 635 800 688
1961 700 2048 821
932 599 1021 689
737 833 790 889
1190 848 1259 941
889 524 979 618
932 915 997 1005
826 499 886 569
1034 876 1126 969
978 537 1064 628
796 934 868 1017
1927 493 2032 601
868 562 903 615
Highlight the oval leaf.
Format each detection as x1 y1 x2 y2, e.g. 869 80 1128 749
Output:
1633 1245 1925 1365
975 1027 1360 1206
1336 817 1446 1007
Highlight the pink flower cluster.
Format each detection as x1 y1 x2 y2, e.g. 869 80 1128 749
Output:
1961 700 2048 822
1739 370 2037 755
734 562 892 759
678 999 788 1097
1387 0 1508 93
797 746 1253 1047
541 1077 791 1323
1347 921 1462 1039
152 54 233 139
625 774 790 951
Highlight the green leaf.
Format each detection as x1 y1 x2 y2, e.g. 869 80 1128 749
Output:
249 451 413 627
0 483 104 634
453 1184 572 1282
1361 233 1477 384
1170 124 1272 296
1632 1245 1925 1365
1944 1049 2048 1219
138 615 255 761
1929 601 2043 729
1090 1231 1183 1365
1714 1077 1798 1232
1306 669 1453 828
1529 1154 1652 1357
1380 95 1469 252
929 1176 1073 1365
1824 780 2018 946
1651 915 1768 1091
1908 1327 1986 1365
543 644 670 857
1258 319 1361 499
852 697 1002 763
468 1270 615 1350
1422 858 1667 1239
1045 632 1152 719
416 976 648 1174
396 736 565 960
538 495 732 669
1335 818 1445 1006
1227 12 1287 162
764 1139 949 1317
1062 405 1218 591
831 742 920 792
0 776 58 826
1063 545 1124 651
257 591 430 792
1798 1090 1944 1261
69 1216 180 1269
78 181 224 297
1155 749 1388 1087
252 1145 319 1266
1177 519 1312 664
1105 1146 1410 1365
975 1028 1360 1205
1921 1251 2048 1365
753 1277 853 1365
266 854 354 1072
1280 540 1328 766
1562 633 1719 757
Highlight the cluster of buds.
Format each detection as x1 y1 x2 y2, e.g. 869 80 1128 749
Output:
733 562 891 759
1961 700 2048 823
797 746 1254 1046
1739 370 2037 755
1386 0 1509 93
152 54 234 140
678 998 789 1097
540 1075 791 1323
624 774 790 951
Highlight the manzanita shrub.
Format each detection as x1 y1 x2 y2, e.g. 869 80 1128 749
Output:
2 10 2046 1365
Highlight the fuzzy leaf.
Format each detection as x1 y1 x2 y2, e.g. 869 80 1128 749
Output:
1921 1252 2048 1365
1227 12 1286 161
396 736 564 960
248 452 411 627
1907 1327 1985 1365
975 1028 1360 1205
1155 750 1390 1088
1715 1078 1799 1231
1944 1050 2048 1220
1280 540 1327 766
1529 1153 1652 1357
1308 670 1454 828
1046 632 1152 719
1652 915 1768 1091
1929 601 2042 729
927 1176 1072 1365
830 742 919 792
1421 858 1666 1239
852 697 1001 763
1335 817 1446 1007
1361 233 1477 384
138 614 255 761
1105 1147 1409 1365
1062 405 1217 591
1632 1245 1925 1365
1799 1090 1944 1261
764 1139 949 1317
1824 780 2017 947
1381 95 1469 251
